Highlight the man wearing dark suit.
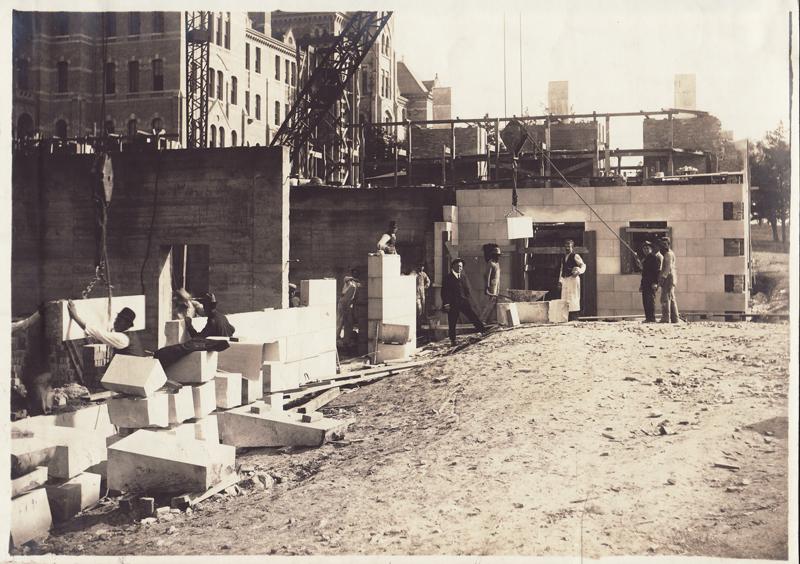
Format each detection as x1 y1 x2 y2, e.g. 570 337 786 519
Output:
638 241 662 323
441 258 486 347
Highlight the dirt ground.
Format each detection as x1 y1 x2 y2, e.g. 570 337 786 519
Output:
34 319 790 559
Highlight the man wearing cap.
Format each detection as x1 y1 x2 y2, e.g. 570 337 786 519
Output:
557 239 587 321
186 293 236 338
658 237 680 323
67 300 146 356
441 258 486 347
377 221 399 255
639 241 662 323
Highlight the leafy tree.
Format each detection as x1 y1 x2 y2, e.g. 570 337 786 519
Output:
750 123 790 243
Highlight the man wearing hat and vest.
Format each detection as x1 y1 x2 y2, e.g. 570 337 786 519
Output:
638 241 662 323
67 300 145 356
377 221 398 255
658 237 680 323
186 292 236 338
557 239 587 321
441 258 486 347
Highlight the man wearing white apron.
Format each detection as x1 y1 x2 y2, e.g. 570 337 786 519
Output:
558 239 586 321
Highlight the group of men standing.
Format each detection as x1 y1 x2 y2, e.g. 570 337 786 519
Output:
639 237 680 323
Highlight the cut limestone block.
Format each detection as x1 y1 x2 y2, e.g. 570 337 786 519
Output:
10 488 52 547
217 402 353 448
164 319 189 347
217 342 268 381
61 295 145 341
12 427 106 480
497 302 521 327
263 338 286 363
55 403 116 437
263 392 286 411
45 472 101 522
107 393 169 429
190 415 219 443
516 301 549 324
503 216 534 240
374 342 416 364
164 351 218 384
378 323 412 344
242 374 263 404
12 466 49 499
215 372 242 409
107 429 236 494
191 380 216 418
11 438 57 478
368 253 401 279
11 415 57 433
548 299 570 323
300 279 337 307
152 423 196 441
262 361 301 393
101 355 167 398
166 387 195 424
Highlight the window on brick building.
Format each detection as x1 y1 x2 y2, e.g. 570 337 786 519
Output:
210 125 216 147
128 60 139 92
105 62 116 94
285 103 289 122
224 15 230 49
620 221 672 274
52 12 69 35
231 130 237 146
104 13 117 37
216 70 223 100
245 43 250 70
17 59 29 91
209 67 215 98
208 15 214 43
129 12 140 35
361 71 368 92
274 100 280 125
151 117 163 132
219 127 225 147
255 48 261 73
152 59 164 91
245 90 250 113
285 60 290 84
57 61 68 92
216 14 222 46
723 238 745 256
152 12 165 33
291 62 296 86
127 118 137 137
255 94 261 120
55 119 67 139
274 55 279 80
231 76 237 105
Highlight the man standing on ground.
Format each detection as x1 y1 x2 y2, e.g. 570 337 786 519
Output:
639 241 662 323
186 293 236 338
659 237 680 323
557 239 587 321
336 268 361 349
67 300 145 356
415 263 431 324
377 221 398 254
441 258 486 347
481 247 502 324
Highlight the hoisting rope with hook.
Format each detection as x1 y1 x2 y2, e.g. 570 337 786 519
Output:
81 153 115 319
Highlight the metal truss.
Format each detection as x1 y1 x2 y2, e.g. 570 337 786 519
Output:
185 12 210 149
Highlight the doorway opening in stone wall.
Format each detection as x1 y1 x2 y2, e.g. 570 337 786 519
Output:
157 244 210 348
525 222 597 317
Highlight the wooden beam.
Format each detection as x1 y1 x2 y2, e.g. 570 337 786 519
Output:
294 387 341 414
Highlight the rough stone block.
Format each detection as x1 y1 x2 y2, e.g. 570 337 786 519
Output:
478 222 498 240
529 206 592 223
217 342 267 380
101 355 167 398
107 393 169 429
375 342 416 363
164 351 218 384
215 372 242 409
496 302 520 327
10 488 52 547
190 415 219 443
54 404 116 437
687 238 724 257
680 257 707 275
13 427 106 480
167 387 195 424
515 301 549 323
191 380 216 418
598 291 632 310
300 279 337 306
597 274 615 292
218 402 353 448
49 434 107 481
107 430 236 494
547 300 570 323
45 472 101 522
678 292 707 311
12 466 49 499
242 373 263 404
456 188 481 206
378 323 412 344
368 253 401 279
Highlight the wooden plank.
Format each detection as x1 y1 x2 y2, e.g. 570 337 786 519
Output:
171 472 240 510
62 296 146 341
295 387 341 414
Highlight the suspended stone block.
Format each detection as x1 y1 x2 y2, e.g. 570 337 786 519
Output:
12 466 49 499
45 472 101 522
107 430 236 494
191 380 216 418
217 402 353 448
167 387 195 424
504 216 534 240
107 393 169 429
242 374 263 405
101 355 167 398
10 488 52 547
214 372 242 409
164 351 218 384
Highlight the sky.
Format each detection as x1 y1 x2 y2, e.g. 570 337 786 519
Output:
392 0 792 149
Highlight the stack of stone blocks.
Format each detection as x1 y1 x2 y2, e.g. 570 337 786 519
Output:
367 254 417 363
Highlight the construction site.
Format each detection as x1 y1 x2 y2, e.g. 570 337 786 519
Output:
7 8 793 561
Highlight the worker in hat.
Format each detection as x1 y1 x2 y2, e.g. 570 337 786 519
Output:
376 221 399 255
557 239 587 321
658 237 680 323
67 300 146 356
481 247 502 324
336 268 361 351
639 241 662 323
441 258 486 347
186 292 236 338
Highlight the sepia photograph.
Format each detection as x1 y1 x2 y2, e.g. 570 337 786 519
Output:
2 0 797 561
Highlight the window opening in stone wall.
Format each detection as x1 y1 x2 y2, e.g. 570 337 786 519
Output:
274 54 279 79
152 59 164 91
104 120 114 134
151 117 163 132
216 70 223 99
724 274 745 293
255 47 261 73
255 95 261 120
209 67 215 98
129 12 140 35
274 101 279 125
224 16 230 49
127 118 137 137
231 76 237 105
55 119 67 139
245 91 250 113
231 130 237 146
245 43 250 70
723 201 745 221
105 13 116 37
209 125 216 147
52 12 69 35
620 221 670 274
285 60 290 84
105 62 115 94
152 12 164 33
128 60 139 92
17 114 35 139
723 238 745 256
57 61 68 92
171 244 210 299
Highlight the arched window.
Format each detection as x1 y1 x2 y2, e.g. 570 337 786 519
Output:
17 113 34 139
219 127 225 147
231 130 237 146
55 119 67 139
151 117 163 132
209 67 215 98
127 118 137 137
209 125 216 147
216 70 223 100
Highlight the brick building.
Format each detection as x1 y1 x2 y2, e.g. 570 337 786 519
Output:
396 62 452 125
